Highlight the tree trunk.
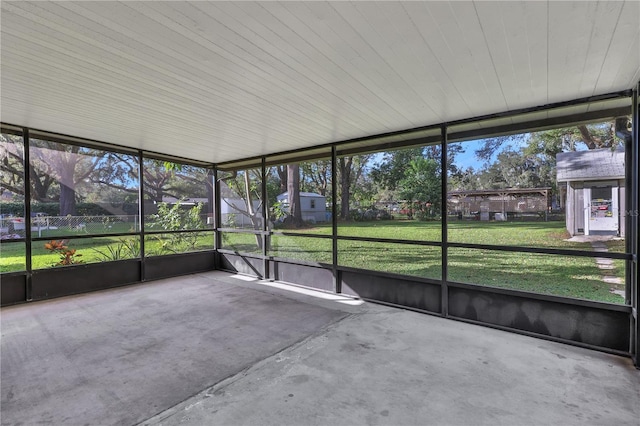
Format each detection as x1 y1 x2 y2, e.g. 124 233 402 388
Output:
242 172 263 248
49 144 81 216
339 157 353 220
277 165 287 194
58 149 78 216
59 184 76 216
286 164 303 227
577 125 597 149
26 163 55 201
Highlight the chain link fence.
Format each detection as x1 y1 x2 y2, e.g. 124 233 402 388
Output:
1 215 140 238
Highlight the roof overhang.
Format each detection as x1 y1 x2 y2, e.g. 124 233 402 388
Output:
2 1 639 163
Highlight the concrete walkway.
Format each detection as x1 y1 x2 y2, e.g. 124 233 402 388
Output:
2 271 639 426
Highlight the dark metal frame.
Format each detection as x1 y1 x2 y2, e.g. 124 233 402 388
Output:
213 90 638 362
23 128 33 300
332 146 339 293
441 125 449 316
0 127 29 303
2 89 638 365
261 158 268 280
0 126 216 306
138 150 147 281
631 83 639 367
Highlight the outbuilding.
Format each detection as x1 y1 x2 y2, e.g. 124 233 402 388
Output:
276 192 327 223
557 147 626 237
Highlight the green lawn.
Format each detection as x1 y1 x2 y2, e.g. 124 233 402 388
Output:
1 220 628 304
447 247 623 304
0 242 26 272
223 220 627 304
275 219 592 249
0 232 214 272
338 240 441 280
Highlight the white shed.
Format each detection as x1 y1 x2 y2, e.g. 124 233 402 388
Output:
276 192 327 223
220 198 262 228
556 147 625 237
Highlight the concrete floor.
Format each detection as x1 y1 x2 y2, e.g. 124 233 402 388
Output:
2 272 639 426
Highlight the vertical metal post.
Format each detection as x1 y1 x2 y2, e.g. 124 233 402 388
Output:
626 110 634 305
213 167 220 270
332 146 339 293
261 158 268 280
631 83 639 368
23 128 33 301
441 125 448 317
138 151 146 281
206 167 215 253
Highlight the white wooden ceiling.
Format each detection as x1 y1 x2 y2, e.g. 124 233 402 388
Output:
1 1 639 163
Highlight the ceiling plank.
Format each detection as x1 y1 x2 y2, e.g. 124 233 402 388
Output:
1 1 637 163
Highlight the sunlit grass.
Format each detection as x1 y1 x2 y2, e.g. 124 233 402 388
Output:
0 241 26 272
338 240 441 280
268 234 333 263
447 247 623 304
225 220 626 304
304 219 596 250
1 232 214 272
1 220 628 304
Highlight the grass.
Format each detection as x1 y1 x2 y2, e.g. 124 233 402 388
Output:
0 232 214 272
0 242 26 272
269 235 333 263
1 220 628 304
338 240 441 280
29 222 135 238
221 220 627 305
447 247 623 304
279 219 591 249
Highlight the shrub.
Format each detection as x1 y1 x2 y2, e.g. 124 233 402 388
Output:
92 238 140 261
350 207 392 221
148 202 205 253
43 240 83 266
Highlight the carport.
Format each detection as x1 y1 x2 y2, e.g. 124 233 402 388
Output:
1 1 639 425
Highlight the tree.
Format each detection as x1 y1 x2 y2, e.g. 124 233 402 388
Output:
338 156 353 220
476 148 554 190
398 158 441 220
266 159 332 227
468 120 623 195
2 137 178 216
91 155 211 205
300 160 331 197
455 120 627 215
275 165 287 194
0 134 26 198
284 164 304 227
1 134 56 202
370 145 461 219
220 169 264 247
474 122 620 163
29 140 105 215
338 155 372 220
371 144 462 197
371 147 424 191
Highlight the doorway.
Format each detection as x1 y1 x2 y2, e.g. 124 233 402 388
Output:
584 183 618 235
